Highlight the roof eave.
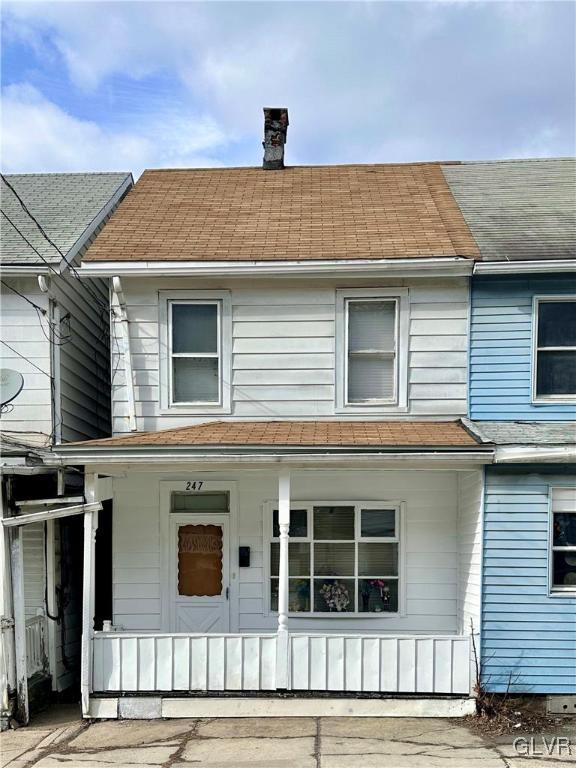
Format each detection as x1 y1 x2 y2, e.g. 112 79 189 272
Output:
474 259 576 275
50 445 494 466
78 256 476 279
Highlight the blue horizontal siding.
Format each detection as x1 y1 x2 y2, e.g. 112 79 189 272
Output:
481 467 576 695
470 274 576 420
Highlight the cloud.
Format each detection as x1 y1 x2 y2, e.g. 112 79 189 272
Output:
0 83 228 175
1 1 574 172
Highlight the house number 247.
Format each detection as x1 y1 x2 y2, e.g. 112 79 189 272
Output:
186 481 204 491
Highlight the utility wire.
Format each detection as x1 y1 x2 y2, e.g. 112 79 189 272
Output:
0 339 53 378
0 279 47 314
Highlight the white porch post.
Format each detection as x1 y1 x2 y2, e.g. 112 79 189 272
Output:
276 469 290 689
9 527 28 724
81 474 99 718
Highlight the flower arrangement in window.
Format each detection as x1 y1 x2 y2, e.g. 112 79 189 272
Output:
360 579 391 612
320 580 350 612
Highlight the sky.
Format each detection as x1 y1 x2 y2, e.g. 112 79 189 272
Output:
1 1 575 177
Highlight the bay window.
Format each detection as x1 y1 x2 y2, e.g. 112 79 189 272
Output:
268 503 401 615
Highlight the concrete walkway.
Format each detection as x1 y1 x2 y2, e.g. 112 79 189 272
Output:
1 709 575 767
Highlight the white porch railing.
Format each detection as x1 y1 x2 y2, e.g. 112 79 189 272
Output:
25 615 48 678
92 632 470 695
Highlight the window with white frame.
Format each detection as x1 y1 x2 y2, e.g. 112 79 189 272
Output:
160 291 231 411
170 301 221 403
336 289 408 410
268 503 401 614
534 298 576 400
551 489 576 592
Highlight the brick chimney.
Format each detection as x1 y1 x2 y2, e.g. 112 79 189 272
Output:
262 108 289 170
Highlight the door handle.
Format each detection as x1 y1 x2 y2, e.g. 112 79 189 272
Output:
226 587 229 600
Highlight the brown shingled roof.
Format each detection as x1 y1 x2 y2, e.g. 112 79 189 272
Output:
84 163 480 262
73 420 480 449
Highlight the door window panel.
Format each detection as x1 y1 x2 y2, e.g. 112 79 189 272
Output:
177 524 223 597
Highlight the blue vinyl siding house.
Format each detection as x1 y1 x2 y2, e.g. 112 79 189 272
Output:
445 158 576 697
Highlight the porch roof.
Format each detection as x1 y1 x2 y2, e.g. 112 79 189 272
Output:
62 419 483 451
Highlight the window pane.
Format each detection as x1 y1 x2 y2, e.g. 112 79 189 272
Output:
361 509 396 537
358 543 398 576
270 579 311 612
537 301 576 347
536 351 576 396
173 358 219 402
553 513 576 547
358 579 398 613
314 543 355 576
314 578 354 612
172 492 228 513
178 524 222 596
314 506 355 540
552 551 576 589
348 356 395 402
172 303 218 354
348 301 396 352
272 509 308 538
270 543 310 577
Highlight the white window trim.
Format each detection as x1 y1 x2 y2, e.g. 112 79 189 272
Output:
263 500 406 618
159 290 232 414
531 295 576 405
549 487 576 596
335 288 409 412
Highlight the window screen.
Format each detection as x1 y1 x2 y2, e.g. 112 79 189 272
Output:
346 300 397 403
171 302 220 404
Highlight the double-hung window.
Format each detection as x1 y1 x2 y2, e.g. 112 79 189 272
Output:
336 289 408 411
533 298 576 401
160 291 232 412
551 488 576 593
268 503 402 615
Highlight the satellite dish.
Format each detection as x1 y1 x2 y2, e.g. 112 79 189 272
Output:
0 369 24 407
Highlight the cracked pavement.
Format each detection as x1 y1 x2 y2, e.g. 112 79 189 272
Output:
1 707 575 768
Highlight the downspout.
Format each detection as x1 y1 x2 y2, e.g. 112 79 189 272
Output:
111 277 137 432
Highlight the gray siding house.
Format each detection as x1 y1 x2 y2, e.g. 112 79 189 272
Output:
0 172 132 726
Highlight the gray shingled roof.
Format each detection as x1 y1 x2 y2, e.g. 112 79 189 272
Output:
1 172 131 265
442 158 576 261
476 421 576 445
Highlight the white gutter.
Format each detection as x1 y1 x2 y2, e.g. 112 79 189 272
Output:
474 259 575 275
79 257 475 279
48 449 494 466
495 445 576 463
2 501 102 527
111 277 137 431
0 266 52 275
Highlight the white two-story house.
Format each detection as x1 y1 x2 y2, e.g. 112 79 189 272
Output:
54 111 495 720
0 172 132 726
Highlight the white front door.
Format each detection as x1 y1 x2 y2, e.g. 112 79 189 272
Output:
169 514 230 633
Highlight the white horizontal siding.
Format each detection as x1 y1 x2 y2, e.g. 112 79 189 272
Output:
0 279 52 441
111 277 469 432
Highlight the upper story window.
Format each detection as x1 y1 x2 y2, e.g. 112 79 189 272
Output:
533 298 576 402
336 288 408 412
550 488 576 593
171 302 220 403
160 291 231 413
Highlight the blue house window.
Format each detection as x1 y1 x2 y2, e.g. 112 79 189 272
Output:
534 298 576 401
551 489 576 593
